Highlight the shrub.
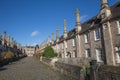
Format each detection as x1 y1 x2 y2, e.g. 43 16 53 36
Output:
43 46 56 58
34 53 42 59
1 51 14 59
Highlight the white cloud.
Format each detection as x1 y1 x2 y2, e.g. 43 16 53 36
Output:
80 15 88 21
30 31 39 37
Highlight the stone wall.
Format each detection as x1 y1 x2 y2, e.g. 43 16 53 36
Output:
55 61 85 80
90 61 120 80
42 57 51 64
58 58 91 67
96 65 120 80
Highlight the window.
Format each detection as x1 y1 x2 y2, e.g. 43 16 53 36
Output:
62 44 64 49
96 48 103 62
94 28 100 41
84 32 89 43
116 20 120 34
64 41 67 48
85 49 91 58
72 38 76 46
74 51 77 58
115 47 120 63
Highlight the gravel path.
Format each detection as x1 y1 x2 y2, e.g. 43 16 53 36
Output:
0 57 76 80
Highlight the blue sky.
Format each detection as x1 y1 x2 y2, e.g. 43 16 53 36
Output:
0 0 118 46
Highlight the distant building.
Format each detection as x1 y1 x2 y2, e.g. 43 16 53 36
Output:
23 46 35 56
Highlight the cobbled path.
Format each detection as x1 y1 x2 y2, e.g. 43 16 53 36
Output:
0 57 76 80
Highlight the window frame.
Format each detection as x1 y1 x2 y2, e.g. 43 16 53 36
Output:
85 49 91 58
116 20 120 34
72 38 76 46
62 43 64 49
94 28 100 41
84 32 89 43
115 47 120 63
64 41 67 48
96 48 103 62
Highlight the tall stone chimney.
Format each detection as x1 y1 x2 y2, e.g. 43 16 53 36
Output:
52 32 54 44
101 0 108 9
100 0 111 19
47 36 51 46
12 37 14 42
8 35 10 46
3 31 6 45
3 31 6 40
56 27 59 42
11 37 14 47
0 35 2 40
75 8 81 33
63 19 67 39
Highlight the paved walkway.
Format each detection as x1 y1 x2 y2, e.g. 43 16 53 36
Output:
0 57 76 80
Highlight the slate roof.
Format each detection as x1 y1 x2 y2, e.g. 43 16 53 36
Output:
67 29 76 39
59 35 64 43
111 1 120 19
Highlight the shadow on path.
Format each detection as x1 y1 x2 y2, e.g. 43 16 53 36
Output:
0 67 7 71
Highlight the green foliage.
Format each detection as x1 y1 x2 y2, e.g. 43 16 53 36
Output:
82 66 90 77
1 51 14 59
43 46 56 58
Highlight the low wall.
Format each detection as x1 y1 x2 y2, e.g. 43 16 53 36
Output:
41 57 120 80
96 65 120 80
41 57 90 80
42 57 51 64
58 58 91 67
55 61 85 80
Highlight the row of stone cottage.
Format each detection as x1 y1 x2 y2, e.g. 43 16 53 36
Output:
38 0 120 66
0 31 24 54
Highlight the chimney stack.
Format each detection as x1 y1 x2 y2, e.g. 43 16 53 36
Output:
75 8 81 33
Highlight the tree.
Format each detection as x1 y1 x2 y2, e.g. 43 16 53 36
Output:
43 46 56 58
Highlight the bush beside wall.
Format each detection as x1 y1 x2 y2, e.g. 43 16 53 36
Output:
43 46 57 58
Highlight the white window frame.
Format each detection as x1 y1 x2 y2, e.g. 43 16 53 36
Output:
84 32 89 43
64 41 67 48
72 38 76 46
116 20 120 34
62 43 64 49
94 28 100 41
96 48 103 62
85 49 91 58
115 47 120 63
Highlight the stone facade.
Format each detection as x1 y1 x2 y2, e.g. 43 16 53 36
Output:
41 0 120 66
0 31 24 57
